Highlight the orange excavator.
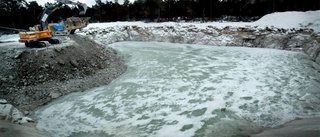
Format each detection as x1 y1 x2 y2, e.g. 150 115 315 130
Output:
18 0 90 48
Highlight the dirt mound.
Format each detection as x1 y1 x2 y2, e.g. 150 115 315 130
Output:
0 35 127 112
16 37 112 86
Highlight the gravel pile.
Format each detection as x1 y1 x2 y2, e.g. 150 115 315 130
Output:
0 35 127 112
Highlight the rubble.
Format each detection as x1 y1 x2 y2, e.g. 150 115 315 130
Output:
0 99 32 124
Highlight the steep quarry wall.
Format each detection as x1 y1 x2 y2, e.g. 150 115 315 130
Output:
80 25 320 64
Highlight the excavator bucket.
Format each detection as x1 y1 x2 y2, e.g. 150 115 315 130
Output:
78 3 87 15
55 0 87 15
65 17 90 34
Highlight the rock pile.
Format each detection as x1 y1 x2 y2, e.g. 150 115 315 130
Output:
0 35 127 112
0 99 33 124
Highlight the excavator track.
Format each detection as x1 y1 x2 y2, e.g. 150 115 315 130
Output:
24 37 64 48
49 37 62 44
25 41 51 48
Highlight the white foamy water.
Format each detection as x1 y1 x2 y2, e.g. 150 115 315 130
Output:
34 42 320 137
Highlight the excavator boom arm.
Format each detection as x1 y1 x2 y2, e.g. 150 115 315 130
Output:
40 0 87 31
56 0 87 14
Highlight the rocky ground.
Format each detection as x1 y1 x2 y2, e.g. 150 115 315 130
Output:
0 23 320 136
0 35 127 113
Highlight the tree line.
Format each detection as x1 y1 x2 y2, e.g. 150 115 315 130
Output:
1 0 320 29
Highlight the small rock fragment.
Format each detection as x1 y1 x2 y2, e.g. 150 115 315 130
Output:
0 99 8 104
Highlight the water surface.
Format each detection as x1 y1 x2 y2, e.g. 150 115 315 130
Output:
34 42 320 137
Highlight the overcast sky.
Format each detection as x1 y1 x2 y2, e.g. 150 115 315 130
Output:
29 0 135 7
